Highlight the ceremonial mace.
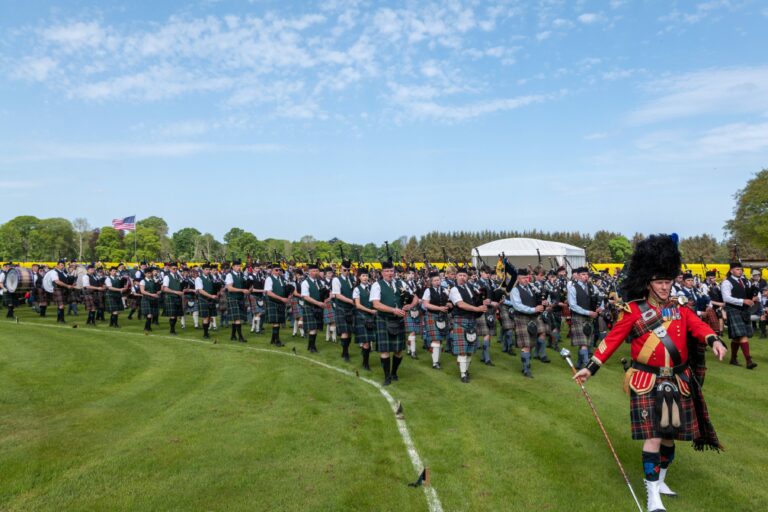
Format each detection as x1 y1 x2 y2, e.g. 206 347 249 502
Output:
559 348 643 512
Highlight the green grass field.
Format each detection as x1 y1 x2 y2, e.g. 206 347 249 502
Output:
1 307 766 511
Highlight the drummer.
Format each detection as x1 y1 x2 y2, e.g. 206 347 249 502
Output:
1 262 17 319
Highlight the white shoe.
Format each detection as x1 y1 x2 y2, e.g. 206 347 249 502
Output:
658 468 677 497
645 479 666 512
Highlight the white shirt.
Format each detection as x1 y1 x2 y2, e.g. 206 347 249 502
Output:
43 269 58 293
105 276 117 288
162 275 170 288
369 279 396 302
194 277 204 290
352 285 363 300
449 284 472 305
721 278 745 307
301 278 319 297
264 275 281 293
225 273 236 286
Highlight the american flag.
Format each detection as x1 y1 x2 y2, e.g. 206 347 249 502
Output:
112 216 136 231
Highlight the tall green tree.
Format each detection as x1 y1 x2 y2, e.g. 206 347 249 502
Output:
608 236 632 263
95 227 127 261
172 228 202 261
725 169 768 258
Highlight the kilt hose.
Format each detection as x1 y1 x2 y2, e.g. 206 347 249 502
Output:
569 314 593 346
227 294 248 323
163 293 183 317
333 302 355 335
140 296 160 318
323 301 336 324
725 305 753 338
513 313 538 348
52 287 66 308
303 304 324 331
291 297 303 320
355 310 376 344
198 296 218 318
105 291 124 313
451 316 478 355
265 298 286 325
499 304 515 331
375 313 405 353
405 309 423 334
423 311 449 345
630 374 696 441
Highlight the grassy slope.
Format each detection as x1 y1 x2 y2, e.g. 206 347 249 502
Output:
0 308 765 511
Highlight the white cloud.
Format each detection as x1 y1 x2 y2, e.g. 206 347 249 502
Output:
0 142 283 163
12 57 58 82
403 93 555 122
536 31 551 41
584 132 609 140
629 66 768 124
696 122 768 155
0 181 38 190
577 13 601 24
42 21 108 50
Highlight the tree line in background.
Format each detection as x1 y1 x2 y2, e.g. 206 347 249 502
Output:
2 170 766 264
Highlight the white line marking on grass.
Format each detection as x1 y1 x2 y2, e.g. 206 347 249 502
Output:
7 321 444 512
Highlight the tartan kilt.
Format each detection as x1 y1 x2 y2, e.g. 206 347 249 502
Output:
513 313 537 348
537 314 552 336
570 315 593 346
2 292 17 307
36 288 49 306
423 311 449 344
163 294 183 317
126 295 139 310
218 293 228 312
405 309 422 334
323 301 336 323
303 304 324 331
333 303 355 335
227 294 247 322
249 295 266 314
95 291 105 309
52 287 66 307
105 292 124 313
702 308 720 333
630 375 696 440
355 310 376 344
291 297 303 320
451 317 478 355
725 306 753 338
140 296 160 317
500 304 515 331
265 298 286 325
475 313 496 338
198 297 218 318
375 314 405 353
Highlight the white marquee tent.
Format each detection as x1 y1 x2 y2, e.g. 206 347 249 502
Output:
471 238 586 273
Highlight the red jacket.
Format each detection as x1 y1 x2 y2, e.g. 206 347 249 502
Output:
593 300 716 369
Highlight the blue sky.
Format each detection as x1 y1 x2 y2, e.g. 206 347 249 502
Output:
1 0 767 243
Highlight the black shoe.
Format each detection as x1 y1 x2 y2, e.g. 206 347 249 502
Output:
343 355 350 362
383 377 392 386
203 333 210 339
729 360 741 366
391 374 399 382
238 337 248 343
460 375 469 383
523 371 533 379
540 357 551 363
485 360 495 366
409 352 418 359
747 362 758 369
169 332 178 336
432 363 441 370
274 340 284 347
231 336 237 341
363 364 372 371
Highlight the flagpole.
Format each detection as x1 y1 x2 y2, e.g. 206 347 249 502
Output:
134 214 137 264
